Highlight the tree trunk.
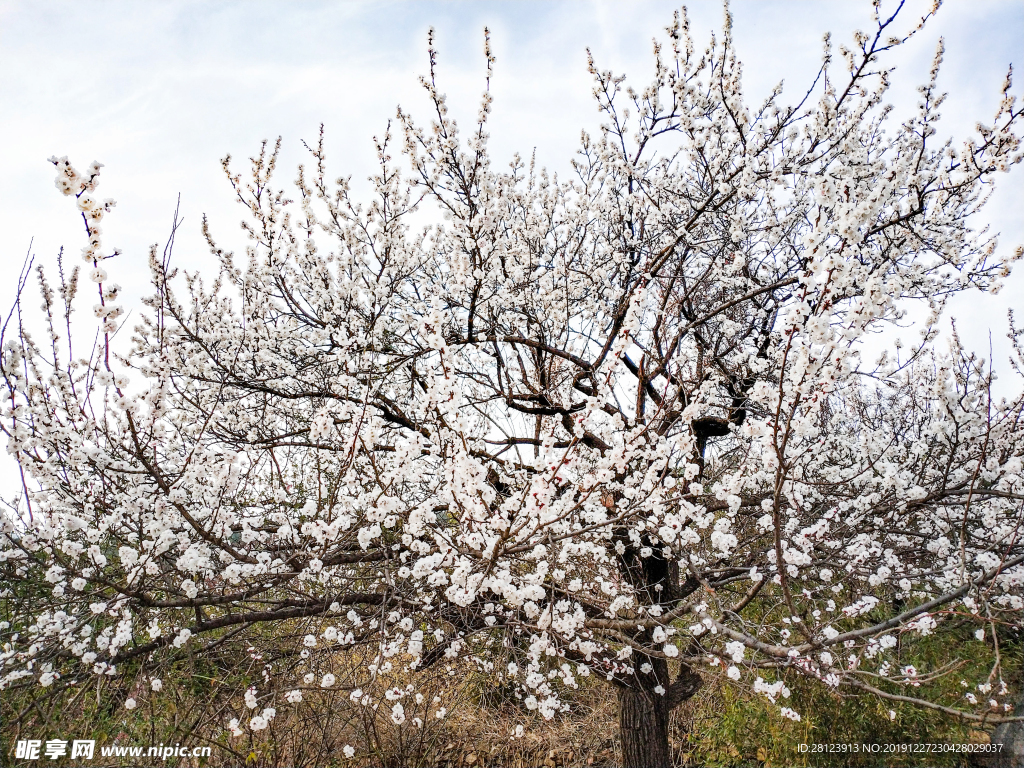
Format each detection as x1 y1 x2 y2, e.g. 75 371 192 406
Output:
609 470 705 768
618 683 672 768
987 692 1024 767
614 655 702 768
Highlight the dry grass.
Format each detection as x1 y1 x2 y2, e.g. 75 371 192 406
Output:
3 616 1016 767
424 685 620 768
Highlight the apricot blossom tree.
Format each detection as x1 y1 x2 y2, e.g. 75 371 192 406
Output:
3 4 1024 766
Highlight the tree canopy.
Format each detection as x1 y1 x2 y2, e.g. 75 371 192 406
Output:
2 4 1023 766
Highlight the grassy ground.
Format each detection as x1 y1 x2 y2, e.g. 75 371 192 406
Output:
2 618 1018 767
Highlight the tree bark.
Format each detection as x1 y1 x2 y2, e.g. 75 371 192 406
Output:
618 683 672 768
610 471 705 768
615 656 702 768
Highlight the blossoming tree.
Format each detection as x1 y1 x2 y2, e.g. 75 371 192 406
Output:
3 4 1024 766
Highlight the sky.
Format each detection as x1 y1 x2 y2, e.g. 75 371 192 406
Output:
0 0 1021 487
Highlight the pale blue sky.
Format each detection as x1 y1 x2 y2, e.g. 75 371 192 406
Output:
0 1 1021 394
